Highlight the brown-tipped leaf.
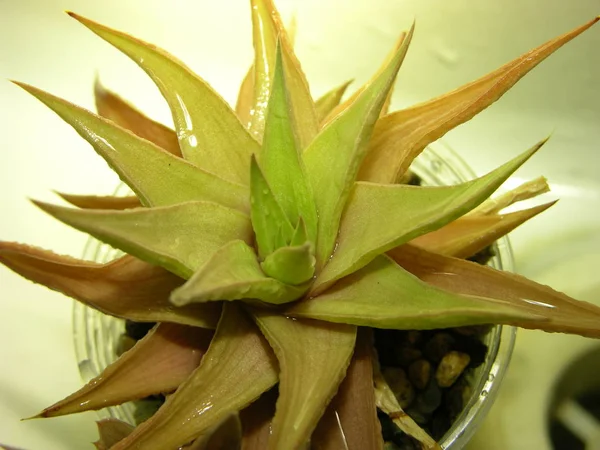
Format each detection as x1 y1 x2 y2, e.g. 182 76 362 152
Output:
16 82 249 212
40 323 212 417
0 245 220 327
412 201 556 259
33 200 253 279
289 255 543 329
111 303 278 450
69 13 258 185
359 18 599 183
391 244 600 338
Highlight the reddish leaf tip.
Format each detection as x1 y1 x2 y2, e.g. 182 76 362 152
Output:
20 411 45 421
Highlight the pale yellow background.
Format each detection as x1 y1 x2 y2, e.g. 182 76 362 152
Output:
0 0 599 448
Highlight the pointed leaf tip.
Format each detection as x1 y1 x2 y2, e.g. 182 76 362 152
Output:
31 200 253 279
39 323 212 418
110 303 278 450
292 254 545 330
171 240 308 306
69 12 259 185
304 27 414 269
312 138 546 294
16 83 249 212
260 41 318 244
361 18 598 183
0 242 221 328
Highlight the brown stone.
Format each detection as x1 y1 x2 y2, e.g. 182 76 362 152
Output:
435 351 471 388
408 359 431 390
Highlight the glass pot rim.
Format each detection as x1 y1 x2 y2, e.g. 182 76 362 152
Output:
72 141 517 449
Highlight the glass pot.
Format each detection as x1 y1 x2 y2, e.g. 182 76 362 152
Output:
72 142 516 448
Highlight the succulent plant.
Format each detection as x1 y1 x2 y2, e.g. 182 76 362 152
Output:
1 1 599 449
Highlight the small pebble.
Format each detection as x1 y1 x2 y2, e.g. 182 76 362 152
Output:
383 367 415 408
408 359 431 390
452 333 488 368
424 333 456 362
436 351 471 388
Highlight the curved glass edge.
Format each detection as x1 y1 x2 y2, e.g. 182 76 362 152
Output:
72 142 518 442
413 141 517 449
72 184 136 424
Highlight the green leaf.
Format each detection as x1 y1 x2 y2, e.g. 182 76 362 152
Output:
249 0 318 147
170 240 309 306
16 82 249 212
0 246 220 328
412 201 556 259
312 140 545 294
261 242 316 285
391 244 600 338
260 42 318 242
33 201 252 279
315 80 353 124
38 323 212 417
303 26 414 269
250 156 295 258
94 79 181 157
323 29 412 124
252 312 356 450
312 328 383 450
69 13 258 185
360 18 600 183
111 303 278 450
288 255 543 329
